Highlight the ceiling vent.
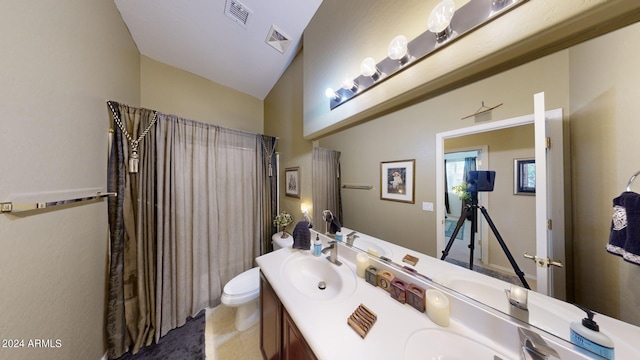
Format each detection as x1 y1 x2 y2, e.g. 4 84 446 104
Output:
265 25 291 54
224 0 252 28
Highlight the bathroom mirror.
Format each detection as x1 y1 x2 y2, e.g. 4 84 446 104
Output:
316 20 640 348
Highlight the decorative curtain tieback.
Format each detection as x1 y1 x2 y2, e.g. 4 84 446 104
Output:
108 101 158 173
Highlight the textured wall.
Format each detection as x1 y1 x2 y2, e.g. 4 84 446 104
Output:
0 1 140 360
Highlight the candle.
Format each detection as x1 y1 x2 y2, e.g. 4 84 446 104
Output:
356 253 369 278
426 289 450 327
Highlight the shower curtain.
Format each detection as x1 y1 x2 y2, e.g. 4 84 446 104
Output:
106 102 276 358
312 147 342 229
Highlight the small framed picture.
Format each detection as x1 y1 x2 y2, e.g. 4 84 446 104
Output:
380 159 415 203
285 167 300 198
514 158 535 195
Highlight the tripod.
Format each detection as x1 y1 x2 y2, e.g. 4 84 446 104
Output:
441 194 530 290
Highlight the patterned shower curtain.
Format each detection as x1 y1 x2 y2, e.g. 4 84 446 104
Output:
106 102 275 358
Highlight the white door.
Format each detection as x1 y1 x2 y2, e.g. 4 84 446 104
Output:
533 92 566 299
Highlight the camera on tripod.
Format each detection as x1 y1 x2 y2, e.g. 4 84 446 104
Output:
466 170 496 194
441 170 530 289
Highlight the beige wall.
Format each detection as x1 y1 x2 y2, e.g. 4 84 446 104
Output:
569 22 640 323
141 56 264 133
0 2 140 360
264 53 313 226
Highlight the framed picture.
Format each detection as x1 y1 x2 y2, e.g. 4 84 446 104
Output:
514 158 536 195
285 167 300 198
380 159 415 203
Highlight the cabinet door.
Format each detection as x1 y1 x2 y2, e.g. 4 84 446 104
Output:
282 309 317 360
260 272 281 360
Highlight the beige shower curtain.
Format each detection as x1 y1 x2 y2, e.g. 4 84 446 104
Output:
154 115 264 338
312 147 342 228
107 103 274 358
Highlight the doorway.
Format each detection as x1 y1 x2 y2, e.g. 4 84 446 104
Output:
444 149 485 264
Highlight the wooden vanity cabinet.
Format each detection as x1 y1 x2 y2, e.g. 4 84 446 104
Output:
260 271 317 360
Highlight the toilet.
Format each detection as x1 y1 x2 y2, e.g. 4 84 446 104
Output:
221 266 260 331
272 232 293 250
220 233 293 331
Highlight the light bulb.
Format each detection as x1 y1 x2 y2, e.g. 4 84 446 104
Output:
341 77 358 92
428 0 456 34
325 87 339 100
360 57 378 77
387 35 408 61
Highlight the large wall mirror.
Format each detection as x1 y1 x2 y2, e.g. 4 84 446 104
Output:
316 20 640 345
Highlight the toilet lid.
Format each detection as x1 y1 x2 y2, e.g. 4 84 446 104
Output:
224 267 260 296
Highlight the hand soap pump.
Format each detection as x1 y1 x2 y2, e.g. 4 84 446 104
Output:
570 304 614 359
313 234 322 256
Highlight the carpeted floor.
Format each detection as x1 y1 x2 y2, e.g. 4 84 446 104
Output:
115 310 206 360
445 218 465 240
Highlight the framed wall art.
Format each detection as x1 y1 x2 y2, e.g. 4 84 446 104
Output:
285 167 300 198
380 159 415 203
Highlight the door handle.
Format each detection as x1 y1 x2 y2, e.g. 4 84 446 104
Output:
523 253 563 268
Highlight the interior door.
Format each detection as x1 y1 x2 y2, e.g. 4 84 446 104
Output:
533 92 566 299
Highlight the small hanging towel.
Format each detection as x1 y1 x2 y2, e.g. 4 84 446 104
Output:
292 220 312 250
606 191 640 265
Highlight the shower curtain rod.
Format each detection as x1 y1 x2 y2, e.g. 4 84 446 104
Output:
1 192 116 214
106 100 278 141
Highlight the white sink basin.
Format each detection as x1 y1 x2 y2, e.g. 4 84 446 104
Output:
281 252 357 302
446 279 507 306
351 237 392 257
404 329 506 359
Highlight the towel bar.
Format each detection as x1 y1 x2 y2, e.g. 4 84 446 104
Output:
1 192 117 213
627 170 640 191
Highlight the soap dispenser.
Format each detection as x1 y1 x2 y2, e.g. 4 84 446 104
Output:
570 304 614 359
313 234 322 256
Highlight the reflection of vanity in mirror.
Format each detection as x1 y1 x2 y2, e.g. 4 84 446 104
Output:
313 18 640 360
340 226 639 358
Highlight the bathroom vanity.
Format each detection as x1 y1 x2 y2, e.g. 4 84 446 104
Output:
256 229 636 359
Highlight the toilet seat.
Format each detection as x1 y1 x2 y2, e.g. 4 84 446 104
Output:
221 267 260 306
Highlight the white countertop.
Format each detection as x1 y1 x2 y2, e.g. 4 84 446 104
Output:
256 231 521 359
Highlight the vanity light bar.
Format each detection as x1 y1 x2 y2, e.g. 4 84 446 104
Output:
327 0 527 110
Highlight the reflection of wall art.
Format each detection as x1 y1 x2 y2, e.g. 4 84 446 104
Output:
514 158 535 195
285 167 300 198
380 159 415 203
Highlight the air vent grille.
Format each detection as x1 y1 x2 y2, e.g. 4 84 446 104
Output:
265 25 291 54
225 0 251 28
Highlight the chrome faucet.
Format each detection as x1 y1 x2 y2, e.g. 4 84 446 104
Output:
519 327 560 360
346 231 359 246
321 241 342 266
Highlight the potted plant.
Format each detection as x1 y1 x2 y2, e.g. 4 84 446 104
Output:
273 211 294 238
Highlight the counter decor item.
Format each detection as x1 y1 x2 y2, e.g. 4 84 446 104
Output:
402 254 419 266
347 304 378 338
426 289 450 327
406 284 426 313
365 266 378 286
356 253 369 278
273 211 293 238
377 270 395 292
390 278 408 304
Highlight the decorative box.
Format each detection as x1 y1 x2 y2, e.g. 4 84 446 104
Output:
377 270 394 292
365 266 378 287
390 278 408 304
406 283 426 312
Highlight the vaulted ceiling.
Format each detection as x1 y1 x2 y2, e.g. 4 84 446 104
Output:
115 0 323 99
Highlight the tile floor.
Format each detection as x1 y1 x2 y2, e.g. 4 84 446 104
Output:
205 305 262 360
